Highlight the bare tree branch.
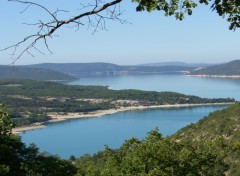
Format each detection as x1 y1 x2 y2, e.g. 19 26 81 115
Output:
1 0 124 64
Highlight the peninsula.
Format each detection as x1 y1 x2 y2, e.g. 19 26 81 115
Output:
12 102 233 133
0 79 235 131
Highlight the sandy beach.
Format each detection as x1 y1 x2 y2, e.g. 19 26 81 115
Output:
13 123 46 134
12 102 233 134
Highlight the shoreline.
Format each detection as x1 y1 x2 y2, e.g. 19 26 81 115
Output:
12 102 233 134
185 74 240 78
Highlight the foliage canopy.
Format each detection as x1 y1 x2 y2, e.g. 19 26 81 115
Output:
0 105 77 176
132 0 240 30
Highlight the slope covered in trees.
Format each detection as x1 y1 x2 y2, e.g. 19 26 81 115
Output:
0 105 77 176
189 60 240 76
174 102 240 141
172 102 240 174
0 65 76 81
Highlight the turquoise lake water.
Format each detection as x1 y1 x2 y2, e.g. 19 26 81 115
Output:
20 74 240 159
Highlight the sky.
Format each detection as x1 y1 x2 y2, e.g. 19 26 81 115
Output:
0 0 240 65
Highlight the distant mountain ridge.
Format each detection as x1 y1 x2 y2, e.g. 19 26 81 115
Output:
4 60 237 79
0 65 76 81
28 62 197 76
189 60 240 76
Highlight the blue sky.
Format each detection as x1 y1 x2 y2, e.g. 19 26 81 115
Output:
0 0 240 65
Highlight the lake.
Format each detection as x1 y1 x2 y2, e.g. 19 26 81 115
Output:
20 74 240 159
20 105 227 159
69 74 240 99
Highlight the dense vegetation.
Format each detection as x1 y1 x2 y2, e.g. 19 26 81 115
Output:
189 60 240 76
1 95 239 175
28 62 196 75
0 105 77 176
0 79 234 127
174 102 240 141
0 65 76 81
173 102 240 175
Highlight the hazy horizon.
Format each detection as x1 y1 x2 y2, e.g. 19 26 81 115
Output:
0 60 234 66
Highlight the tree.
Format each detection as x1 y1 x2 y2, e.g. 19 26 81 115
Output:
0 105 13 138
1 0 239 63
133 0 240 30
75 128 230 176
0 105 77 176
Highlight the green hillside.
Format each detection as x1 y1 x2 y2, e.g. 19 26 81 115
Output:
189 60 240 75
0 65 76 81
174 102 240 142
172 102 240 174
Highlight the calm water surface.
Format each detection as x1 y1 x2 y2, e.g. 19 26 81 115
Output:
21 75 240 158
21 106 226 159
69 74 240 100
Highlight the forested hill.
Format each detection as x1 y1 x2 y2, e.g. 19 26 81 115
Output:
172 102 240 174
0 65 76 81
28 62 196 75
189 60 240 75
174 102 240 142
